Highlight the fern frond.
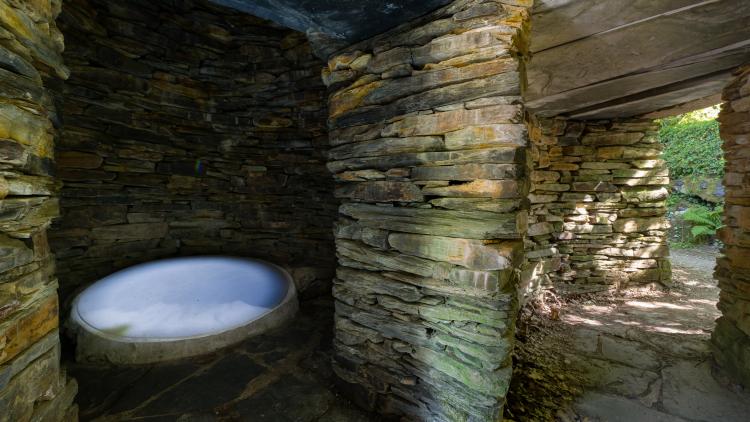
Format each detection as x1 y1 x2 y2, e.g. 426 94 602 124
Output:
691 226 716 237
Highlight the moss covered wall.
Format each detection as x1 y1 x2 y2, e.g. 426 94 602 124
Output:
323 0 532 419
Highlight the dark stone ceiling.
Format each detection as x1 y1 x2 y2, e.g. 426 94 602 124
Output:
210 0 750 120
209 0 452 45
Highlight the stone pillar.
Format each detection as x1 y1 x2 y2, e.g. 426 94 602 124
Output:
524 117 671 296
323 1 531 420
0 1 77 420
713 65 750 386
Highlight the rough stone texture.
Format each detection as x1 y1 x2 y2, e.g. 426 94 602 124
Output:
713 64 750 387
523 117 671 298
48 0 338 306
324 1 532 420
0 0 77 420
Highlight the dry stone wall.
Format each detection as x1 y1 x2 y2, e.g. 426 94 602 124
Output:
49 0 337 304
0 0 78 420
524 117 671 297
713 65 750 386
323 1 531 420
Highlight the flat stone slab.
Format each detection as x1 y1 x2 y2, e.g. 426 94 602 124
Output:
574 392 688 422
67 300 376 421
661 361 750 422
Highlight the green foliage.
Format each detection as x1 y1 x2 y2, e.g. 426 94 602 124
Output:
682 205 724 241
658 106 724 179
669 240 695 250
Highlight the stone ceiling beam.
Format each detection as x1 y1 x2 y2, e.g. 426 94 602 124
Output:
526 0 750 119
568 71 732 119
531 0 705 53
527 48 748 117
640 93 722 119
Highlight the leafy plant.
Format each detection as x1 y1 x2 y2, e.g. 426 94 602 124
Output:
658 106 724 179
682 205 724 240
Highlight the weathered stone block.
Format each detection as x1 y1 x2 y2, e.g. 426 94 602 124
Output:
0 234 34 273
596 146 661 160
55 151 103 169
622 187 669 203
411 163 519 181
429 197 521 213
388 232 521 270
444 124 526 150
334 181 424 202
382 105 522 138
0 290 58 365
90 223 169 241
327 147 524 173
582 132 644 146
328 136 443 160
340 204 525 239
422 179 520 199
613 217 670 233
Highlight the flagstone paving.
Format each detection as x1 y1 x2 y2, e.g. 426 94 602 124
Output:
559 248 750 422
68 299 377 422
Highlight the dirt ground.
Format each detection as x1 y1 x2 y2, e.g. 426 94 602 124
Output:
505 246 750 422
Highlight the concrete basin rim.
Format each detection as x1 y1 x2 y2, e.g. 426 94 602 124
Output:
69 256 298 344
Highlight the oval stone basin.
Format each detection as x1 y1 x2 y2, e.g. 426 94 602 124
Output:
70 256 298 364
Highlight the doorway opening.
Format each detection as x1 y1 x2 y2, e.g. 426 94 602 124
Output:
506 104 750 421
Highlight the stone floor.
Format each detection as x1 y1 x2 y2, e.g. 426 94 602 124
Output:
65 247 750 422
558 247 750 422
67 298 377 422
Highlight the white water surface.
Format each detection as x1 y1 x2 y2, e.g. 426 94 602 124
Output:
74 257 289 339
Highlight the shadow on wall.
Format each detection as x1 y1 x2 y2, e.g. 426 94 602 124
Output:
523 117 672 298
47 0 338 310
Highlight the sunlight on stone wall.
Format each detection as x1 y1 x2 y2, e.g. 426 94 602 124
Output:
523 117 671 298
324 0 532 419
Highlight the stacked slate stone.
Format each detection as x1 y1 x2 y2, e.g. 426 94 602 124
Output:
525 117 671 295
713 65 750 387
0 0 78 420
49 0 338 303
323 1 531 420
